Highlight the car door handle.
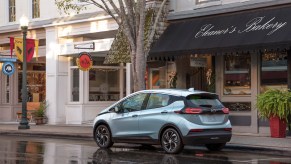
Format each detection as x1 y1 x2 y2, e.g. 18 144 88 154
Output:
132 115 138 117
161 111 168 114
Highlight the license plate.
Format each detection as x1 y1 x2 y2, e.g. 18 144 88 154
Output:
200 115 220 123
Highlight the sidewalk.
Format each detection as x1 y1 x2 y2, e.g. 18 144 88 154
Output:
1 123 291 155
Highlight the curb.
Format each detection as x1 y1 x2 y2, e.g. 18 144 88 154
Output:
0 131 93 141
225 144 291 157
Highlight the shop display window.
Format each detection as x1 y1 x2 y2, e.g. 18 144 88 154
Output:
148 64 172 89
224 54 251 95
18 63 46 103
88 57 125 102
149 68 167 89
5 75 10 103
71 69 80 102
89 69 120 101
260 51 287 92
1 74 11 104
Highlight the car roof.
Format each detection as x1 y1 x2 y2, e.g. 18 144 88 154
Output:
136 88 216 97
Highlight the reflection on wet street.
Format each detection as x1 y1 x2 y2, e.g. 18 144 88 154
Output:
0 136 290 164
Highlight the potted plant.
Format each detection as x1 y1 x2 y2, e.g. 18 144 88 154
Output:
256 89 291 138
33 101 48 125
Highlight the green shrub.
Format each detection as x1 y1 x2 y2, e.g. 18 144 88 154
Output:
33 101 48 118
256 89 291 121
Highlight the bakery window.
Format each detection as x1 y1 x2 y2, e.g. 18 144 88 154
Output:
260 50 287 92
224 53 251 95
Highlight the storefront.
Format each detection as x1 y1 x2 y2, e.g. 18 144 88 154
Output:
149 4 291 134
0 28 46 122
43 14 134 125
0 58 46 122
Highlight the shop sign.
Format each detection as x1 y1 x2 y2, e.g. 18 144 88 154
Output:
2 62 15 76
76 52 93 71
195 16 287 38
190 58 207 67
74 42 95 50
0 58 17 62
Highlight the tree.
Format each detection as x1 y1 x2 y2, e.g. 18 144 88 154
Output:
55 0 168 91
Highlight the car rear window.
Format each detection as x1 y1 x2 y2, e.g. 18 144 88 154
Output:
186 94 223 108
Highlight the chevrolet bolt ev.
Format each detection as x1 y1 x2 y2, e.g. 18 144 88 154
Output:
93 89 232 154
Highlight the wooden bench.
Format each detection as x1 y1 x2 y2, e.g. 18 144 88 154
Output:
16 102 40 122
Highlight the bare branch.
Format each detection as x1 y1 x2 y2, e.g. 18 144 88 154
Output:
110 0 135 51
123 0 136 39
92 0 121 26
107 0 122 16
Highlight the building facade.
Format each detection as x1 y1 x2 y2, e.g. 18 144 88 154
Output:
0 0 131 124
150 0 291 135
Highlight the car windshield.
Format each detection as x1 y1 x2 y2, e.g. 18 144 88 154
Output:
186 94 223 108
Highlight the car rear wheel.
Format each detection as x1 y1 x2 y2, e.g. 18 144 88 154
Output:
161 128 184 154
94 125 113 148
205 143 226 151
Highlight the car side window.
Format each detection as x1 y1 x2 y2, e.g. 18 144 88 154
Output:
122 93 147 112
146 93 170 109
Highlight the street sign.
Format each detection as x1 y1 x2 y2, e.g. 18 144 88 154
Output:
0 58 17 62
2 62 15 76
190 58 207 67
74 42 95 50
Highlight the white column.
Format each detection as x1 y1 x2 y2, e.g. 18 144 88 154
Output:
120 63 124 99
126 63 132 95
46 27 68 124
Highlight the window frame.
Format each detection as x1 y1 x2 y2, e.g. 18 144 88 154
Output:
32 0 40 19
9 0 16 22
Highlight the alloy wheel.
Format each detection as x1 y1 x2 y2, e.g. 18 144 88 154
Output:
95 125 113 148
161 128 183 154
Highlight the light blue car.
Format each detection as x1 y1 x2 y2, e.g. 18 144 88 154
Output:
93 88 232 154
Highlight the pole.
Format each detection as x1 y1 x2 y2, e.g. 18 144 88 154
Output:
18 25 30 129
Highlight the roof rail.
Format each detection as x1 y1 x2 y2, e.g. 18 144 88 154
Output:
188 88 195 92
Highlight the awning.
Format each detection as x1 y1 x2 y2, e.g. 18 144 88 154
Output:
150 5 291 57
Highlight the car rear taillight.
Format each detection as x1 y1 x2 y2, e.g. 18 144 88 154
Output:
184 108 202 114
224 128 232 131
222 107 229 114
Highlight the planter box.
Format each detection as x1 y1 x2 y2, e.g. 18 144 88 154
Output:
270 116 287 138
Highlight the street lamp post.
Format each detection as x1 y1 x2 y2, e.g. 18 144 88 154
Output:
18 15 30 129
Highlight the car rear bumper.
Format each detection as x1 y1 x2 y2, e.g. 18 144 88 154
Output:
182 130 232 145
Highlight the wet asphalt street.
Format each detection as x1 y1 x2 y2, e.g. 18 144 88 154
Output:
0 136 290 164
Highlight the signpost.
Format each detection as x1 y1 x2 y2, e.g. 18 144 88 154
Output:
0 58 17 76
2 62 15 76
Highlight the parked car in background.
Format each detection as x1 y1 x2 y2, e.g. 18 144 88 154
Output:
93 88 232 154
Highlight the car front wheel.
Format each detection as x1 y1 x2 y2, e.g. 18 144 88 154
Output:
161 128 184 154
94 125 113 148
205 143 226 151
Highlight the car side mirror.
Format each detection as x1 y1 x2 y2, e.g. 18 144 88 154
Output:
114 106 120 113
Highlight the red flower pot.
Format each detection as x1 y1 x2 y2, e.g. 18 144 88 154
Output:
269 116 287 138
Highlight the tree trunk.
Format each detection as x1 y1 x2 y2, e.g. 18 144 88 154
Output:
131 45 146 91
